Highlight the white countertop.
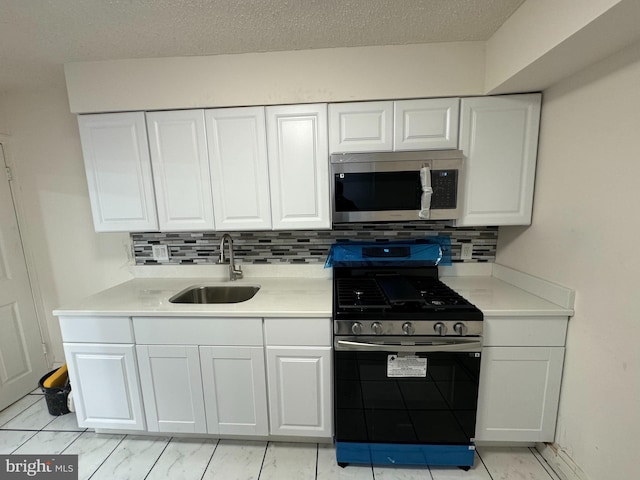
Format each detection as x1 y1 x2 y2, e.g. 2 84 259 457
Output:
53 276 333 318
441 276 573 317
53 264 574 319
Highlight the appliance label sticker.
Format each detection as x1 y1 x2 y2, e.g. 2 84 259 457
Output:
387 355 427 377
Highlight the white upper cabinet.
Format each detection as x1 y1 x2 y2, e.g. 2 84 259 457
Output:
328 101 393 153
394 98 459 150
328 98 460 153
146 110 215 231
78 112 158 232
266 104 331 230
458 94 541 226
205 107 272 230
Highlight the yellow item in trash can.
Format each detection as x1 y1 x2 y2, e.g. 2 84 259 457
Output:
43 364 68 388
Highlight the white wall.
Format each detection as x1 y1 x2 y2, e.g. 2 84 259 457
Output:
485 0 640 94
0 86 133 364
496 41 640 480
0 92 9 134
65 42 485 113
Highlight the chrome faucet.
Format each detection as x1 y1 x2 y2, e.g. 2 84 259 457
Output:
219 233 243 281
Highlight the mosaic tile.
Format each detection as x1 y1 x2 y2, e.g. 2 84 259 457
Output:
131 223 498 265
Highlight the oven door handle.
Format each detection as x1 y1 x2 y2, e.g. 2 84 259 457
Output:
335 339 482 352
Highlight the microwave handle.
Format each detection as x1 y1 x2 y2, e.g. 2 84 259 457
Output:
418 166 432 219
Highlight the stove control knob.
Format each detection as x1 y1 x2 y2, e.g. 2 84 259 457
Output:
402 322 415 335
434 322 447 336
351 322 363 335
453 322 468 336
371 322 384 335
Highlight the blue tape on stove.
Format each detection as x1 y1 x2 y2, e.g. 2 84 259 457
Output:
324 237 452 268
335 442 475 467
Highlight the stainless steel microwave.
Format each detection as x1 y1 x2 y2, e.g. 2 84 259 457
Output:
330 150 464 223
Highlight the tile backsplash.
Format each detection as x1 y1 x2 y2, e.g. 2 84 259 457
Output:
132 223 498 265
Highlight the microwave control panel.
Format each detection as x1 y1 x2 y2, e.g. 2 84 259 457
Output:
430 170 458 209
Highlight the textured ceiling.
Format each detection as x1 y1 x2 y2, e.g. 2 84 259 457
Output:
0 0 525 91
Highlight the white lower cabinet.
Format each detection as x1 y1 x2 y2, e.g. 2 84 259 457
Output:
475 316 568 443
475 346 565 442
200 346 269 436
136 344 207 434
264 317 333 439
266 346 332 437
62 315 333 441
63 343 146 431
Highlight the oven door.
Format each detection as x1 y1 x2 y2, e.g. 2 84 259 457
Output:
333 336 481 467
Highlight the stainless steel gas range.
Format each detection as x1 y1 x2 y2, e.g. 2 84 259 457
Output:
331 243 483 470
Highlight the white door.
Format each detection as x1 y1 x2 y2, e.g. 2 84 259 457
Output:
77 112 158 232
0 143 48 410
328 101 394 153
266 104 331 230
199 345 268 436
63 342 146 430
266 346 332 438
206 107 272 230
458 94 541 226
136 344 207 434
394 98 460 150
146 110 215 231
475 346 565 442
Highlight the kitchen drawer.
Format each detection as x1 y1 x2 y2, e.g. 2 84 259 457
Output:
59 316 133 343
133 317 263 345
264 318 331 346
482 316 568 347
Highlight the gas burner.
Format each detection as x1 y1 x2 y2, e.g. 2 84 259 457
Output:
337 278 389 309
333 266 483 328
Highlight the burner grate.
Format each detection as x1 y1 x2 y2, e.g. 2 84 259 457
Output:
336 278 389 309
410 278 474 309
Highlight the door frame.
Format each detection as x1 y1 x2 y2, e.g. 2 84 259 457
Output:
0 134 51 368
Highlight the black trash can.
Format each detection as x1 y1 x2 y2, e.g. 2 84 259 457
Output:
38 369 71 416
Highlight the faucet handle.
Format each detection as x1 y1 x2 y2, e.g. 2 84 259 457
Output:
231 265 243 280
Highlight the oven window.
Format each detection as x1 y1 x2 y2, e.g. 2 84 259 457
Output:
334 351 480 445
335 172 422 212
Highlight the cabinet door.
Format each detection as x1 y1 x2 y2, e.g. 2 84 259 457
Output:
458 94 541 226
146 110 215 231
199 346 268 436
475 346 565 442
394 98 459 150
63 343 145 430
206 107 272 230
266 104 331 230
266 346 332 438
328 101 393 153
136 345 206 434
78 112 158 232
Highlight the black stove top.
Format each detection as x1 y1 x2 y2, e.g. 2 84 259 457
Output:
333 266 483 322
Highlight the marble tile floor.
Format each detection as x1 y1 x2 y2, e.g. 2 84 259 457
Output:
1 390 561 480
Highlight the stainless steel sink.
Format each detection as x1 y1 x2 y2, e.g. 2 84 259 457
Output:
169 285 260 304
